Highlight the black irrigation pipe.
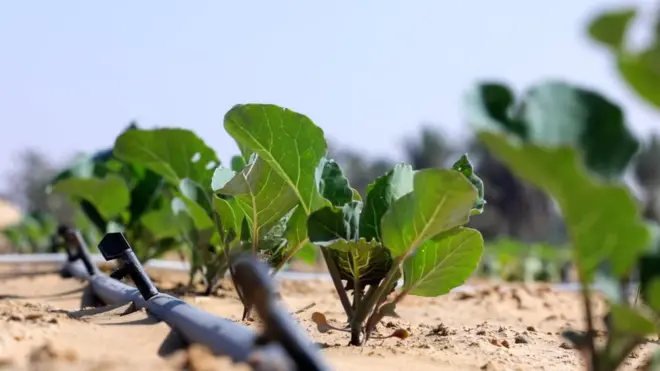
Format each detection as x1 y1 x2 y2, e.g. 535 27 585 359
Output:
56 227 330 371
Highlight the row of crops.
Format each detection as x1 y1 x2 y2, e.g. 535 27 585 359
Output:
3 4 660 367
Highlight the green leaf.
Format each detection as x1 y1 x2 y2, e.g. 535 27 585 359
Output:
402 228 483 297
113 128 220 187
213 196 246 242
645 278 660 314
176 179 214 230
224 104 329 215
359 164 414 242
465 81 640 178
52 175 130 220
478 132 650 279
451 154 486 215
280 206 310 260
141 207 181 240
294 242 317 265
609 303 655 336
380 169 477 258
214 156 299 241
327 238 391 287
617 47 660 110
315 157 353 206
463 82 527 138
587 8 636 51
307 201 363 244
128 169 166 225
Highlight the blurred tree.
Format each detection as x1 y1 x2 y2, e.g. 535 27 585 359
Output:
3 149 76 225
402 124 455 169
633 134 660 222
466 138 563 243
329 143 393 196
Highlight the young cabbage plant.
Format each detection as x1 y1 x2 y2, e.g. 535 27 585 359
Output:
1 212 57 253
210 104 340 317
308 155 486 345
51 159 181 263
112 127 235 295
475 131 657 370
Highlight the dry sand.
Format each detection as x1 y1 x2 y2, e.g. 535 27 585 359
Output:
0 264 658 371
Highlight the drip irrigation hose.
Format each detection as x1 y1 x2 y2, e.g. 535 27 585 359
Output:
55 228 329 371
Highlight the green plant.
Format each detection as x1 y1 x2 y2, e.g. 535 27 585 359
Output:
112 128 230 294
479 238 571 282
587 6 660 111
1 211 57 253
50 147 181 264
306 154 485 345
466 79 660 370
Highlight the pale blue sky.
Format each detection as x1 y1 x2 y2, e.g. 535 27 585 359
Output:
1 0 658 190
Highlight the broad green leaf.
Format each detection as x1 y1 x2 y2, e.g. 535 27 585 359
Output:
171 196 213 232
451 154 486 215
127 168 165 225
214 156 299 240
224 104 328 215
282 206 309 258
463 82 527 138
359 164 414 242
380 169 477 258
141 207 181 240
258 213 290 264
307 201 363 244
52 175 130 220
402 228 483 297
294 242 317 265
327 238 392 287
176 179 214 230
465 81 639 178
617 47 660 109
113 128 219 187
609 303 656 336
644 278 660 314
315 157 353 206
478 132 650 279
587 8 636 50
213 195 245 242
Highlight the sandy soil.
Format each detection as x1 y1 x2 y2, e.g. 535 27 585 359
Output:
0 264 658 371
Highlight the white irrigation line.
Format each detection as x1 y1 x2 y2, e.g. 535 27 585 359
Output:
0 253 610 293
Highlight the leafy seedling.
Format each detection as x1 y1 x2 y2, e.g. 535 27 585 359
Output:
211 104 342 318
113 127 234 295
1 212 57 253
306 155 485 345
51 144 182 264
474 131 655 370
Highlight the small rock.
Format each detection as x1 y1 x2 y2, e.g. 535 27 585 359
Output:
559 342 573 349
25 313 43 321
514 335 529 344
0 357 14 366
501 340 510 348
526 326 536 332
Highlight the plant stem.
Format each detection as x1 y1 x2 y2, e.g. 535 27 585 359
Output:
349 280 363 345
358 256 404 331
581 279 598 371
320 246 354 320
